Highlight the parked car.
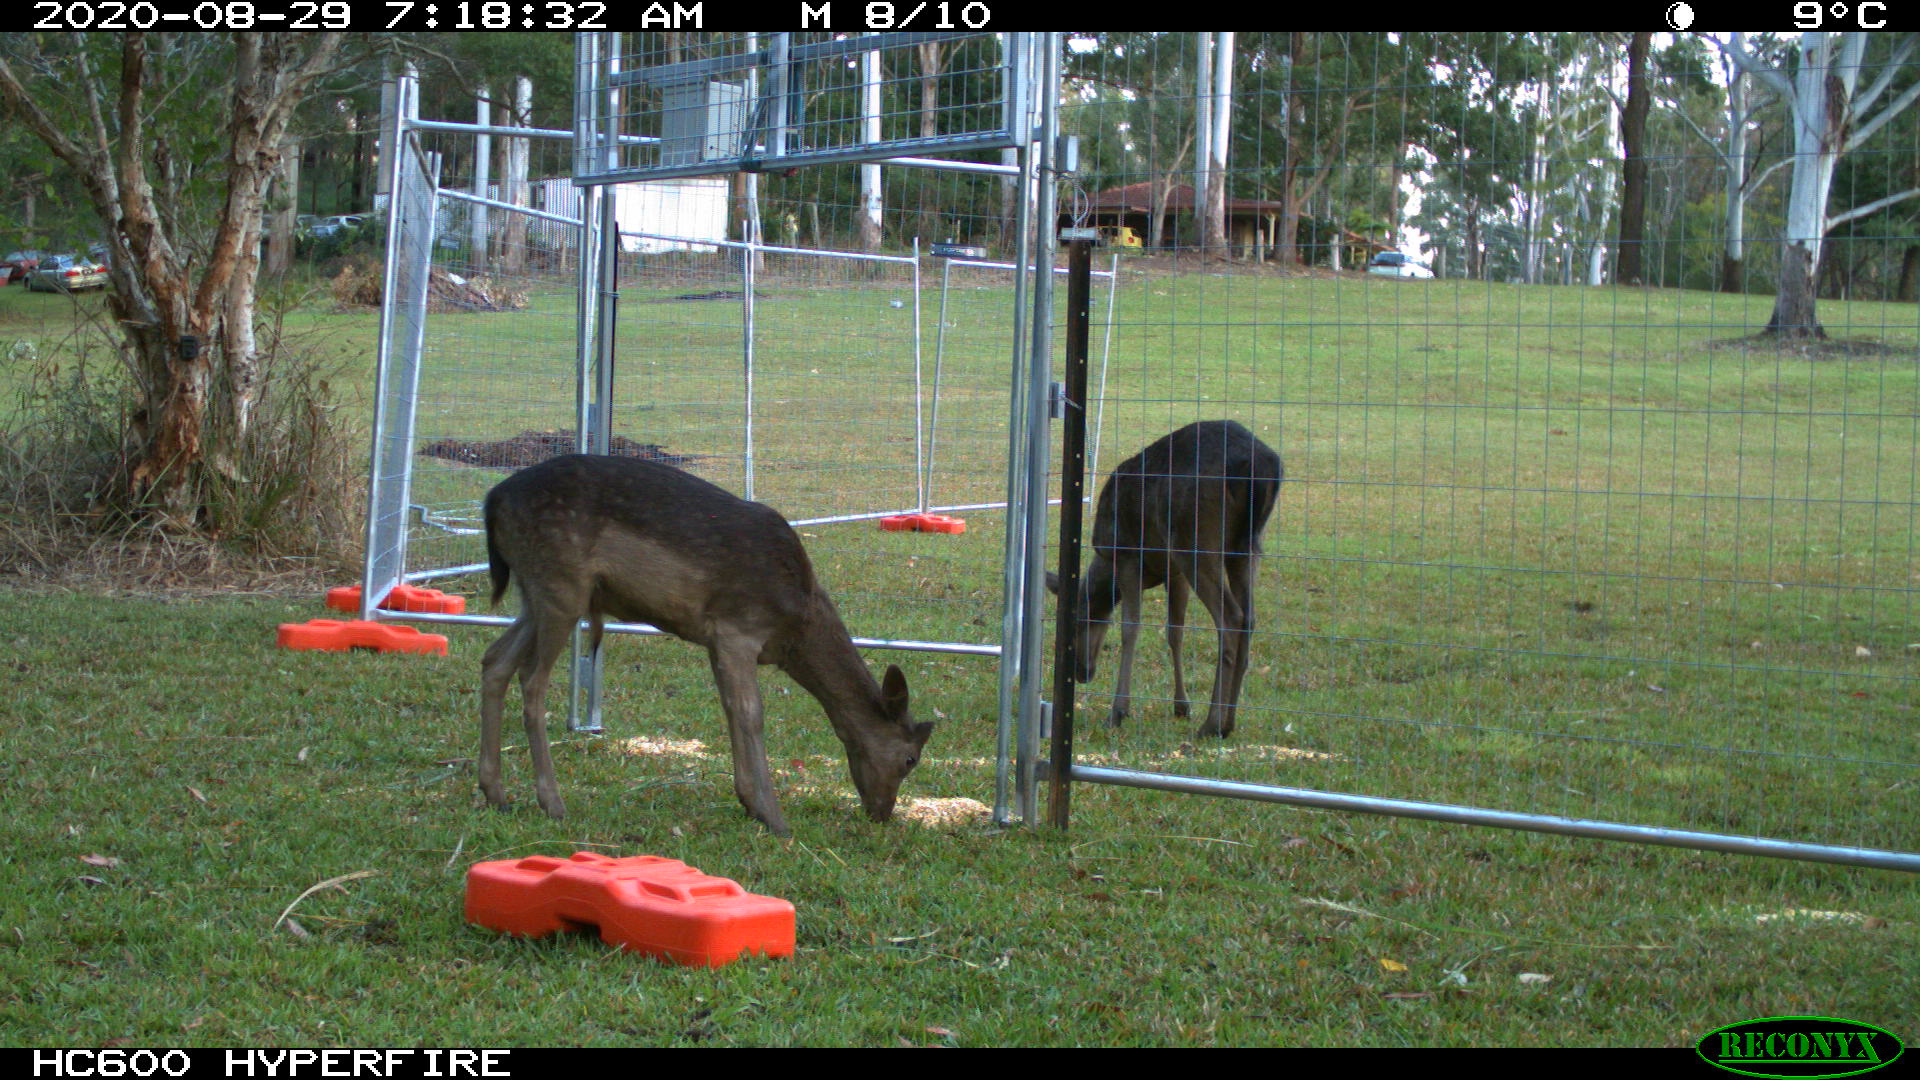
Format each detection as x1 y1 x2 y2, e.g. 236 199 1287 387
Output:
1366 251 1434 279
2 250 44 286
303 213 370 240
25 253 109 292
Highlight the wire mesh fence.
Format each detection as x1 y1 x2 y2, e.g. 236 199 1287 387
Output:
1047 32 1920 863
368 32 1918 865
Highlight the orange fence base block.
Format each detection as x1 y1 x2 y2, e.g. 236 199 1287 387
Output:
276 619 449 656
879 513 967 535
465 852 796 968
325 584 468 615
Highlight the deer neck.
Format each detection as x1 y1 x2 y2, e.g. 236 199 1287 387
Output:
778 591 884 740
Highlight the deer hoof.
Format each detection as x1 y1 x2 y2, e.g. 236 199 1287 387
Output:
1172 700 1191 719
1194 721 1232 739
1104 705 1129 728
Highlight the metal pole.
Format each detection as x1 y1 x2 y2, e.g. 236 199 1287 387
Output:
1047 236 1094 829
1015 32 1063 824
1089 251 1119 489
926 257 954 512
911 237 927 513
742 234 758 501
992 34 1040 827
1068 765 1920 874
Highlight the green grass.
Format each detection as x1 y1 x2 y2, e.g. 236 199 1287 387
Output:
2 263 1917 1046
1 592 1915 1047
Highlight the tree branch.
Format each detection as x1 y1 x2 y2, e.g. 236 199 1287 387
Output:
1847 33 1915 117
1827 185 1920 230
1844 70 1920 154
1709 32 1793 99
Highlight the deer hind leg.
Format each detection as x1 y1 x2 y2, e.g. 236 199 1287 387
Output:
1165 568 1191 719
478 617 534 810
514 604 577 820
1105 561 1145 728
708 634 789 837
1219 553 1260 738
1187 557 1249 739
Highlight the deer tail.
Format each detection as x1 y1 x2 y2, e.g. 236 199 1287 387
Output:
485 495 510 608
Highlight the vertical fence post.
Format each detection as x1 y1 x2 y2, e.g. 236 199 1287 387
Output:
1048 233 1096 829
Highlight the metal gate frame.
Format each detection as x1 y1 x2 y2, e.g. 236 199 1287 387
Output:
363 34 1069 826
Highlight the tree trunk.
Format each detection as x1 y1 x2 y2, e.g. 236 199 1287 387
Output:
1720 254 1744 293
264 144 299 279
501 76 531 272
858 46 883 252
1615 31 1651 285
1767 240 1827 338
1720 32 1749 294
917 41 948 242
1897 245 1919 302
1203 32 1232 259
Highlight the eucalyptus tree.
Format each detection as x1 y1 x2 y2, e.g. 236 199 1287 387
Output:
1717 31 1920 336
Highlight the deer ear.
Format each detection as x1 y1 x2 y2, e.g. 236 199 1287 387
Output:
1045 570 1061 596
881 664 910 719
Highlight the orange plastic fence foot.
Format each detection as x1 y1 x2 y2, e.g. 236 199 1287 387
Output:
465 852 795 967
879 513 967 534
276 619 449 655
325 583 468 615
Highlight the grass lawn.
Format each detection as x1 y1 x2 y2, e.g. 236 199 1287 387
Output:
1 259 1916 1046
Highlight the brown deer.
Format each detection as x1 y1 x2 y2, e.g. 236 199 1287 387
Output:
479 454 934 836
1049 420 1283 739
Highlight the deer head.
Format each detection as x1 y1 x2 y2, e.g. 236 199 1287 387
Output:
837 665 934 821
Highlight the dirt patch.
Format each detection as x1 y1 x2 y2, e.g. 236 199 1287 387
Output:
1705 333 1916 361
418 429 707 471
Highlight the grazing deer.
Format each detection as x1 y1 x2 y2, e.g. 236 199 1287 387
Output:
1049 420 1283 739
479 454 934 836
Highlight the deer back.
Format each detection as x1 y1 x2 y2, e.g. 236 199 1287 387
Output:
1091 419 1284 569
484 454 816 648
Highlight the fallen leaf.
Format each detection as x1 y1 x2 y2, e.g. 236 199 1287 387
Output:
1517 972 1552 985
1379 957 1408 973
926 1026 955 1037
79 854 120 869
187 786 209 805
1855 645 1873 658
77 876 108 887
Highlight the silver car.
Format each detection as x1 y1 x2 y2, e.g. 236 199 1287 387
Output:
25 254 109 292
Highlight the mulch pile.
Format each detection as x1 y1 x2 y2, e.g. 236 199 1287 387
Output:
417 430 702 470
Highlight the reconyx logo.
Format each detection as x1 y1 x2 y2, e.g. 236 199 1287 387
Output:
1698 1017 1904 1079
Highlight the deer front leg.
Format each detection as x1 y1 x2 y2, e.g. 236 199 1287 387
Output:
477 619 532 811
709 638 789 837
1106 569 1144 728
1165 570 1191 719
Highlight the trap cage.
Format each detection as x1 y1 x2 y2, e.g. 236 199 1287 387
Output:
364 32 1920 873
362 33 1081 822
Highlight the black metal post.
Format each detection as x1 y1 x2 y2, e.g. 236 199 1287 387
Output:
1048 235 1095 829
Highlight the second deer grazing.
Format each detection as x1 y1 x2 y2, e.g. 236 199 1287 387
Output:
1049 419 1283 739
479 454 934 836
